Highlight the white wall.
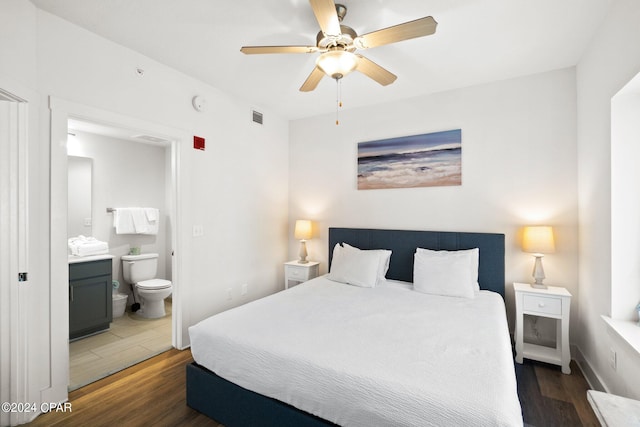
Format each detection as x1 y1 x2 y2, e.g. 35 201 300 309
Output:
0 0 37 89
289 68 579 338
68 131 170 302
1 1 290 418
35 5 290 331
576 0 640 398
612 89 640 321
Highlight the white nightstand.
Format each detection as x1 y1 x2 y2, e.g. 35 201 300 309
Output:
514 282 572 374
284 260 320 289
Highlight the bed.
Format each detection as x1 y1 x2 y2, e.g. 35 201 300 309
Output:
187 228 522 426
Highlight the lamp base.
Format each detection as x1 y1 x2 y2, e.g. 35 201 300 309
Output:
298 240 308 264
531 255 547 289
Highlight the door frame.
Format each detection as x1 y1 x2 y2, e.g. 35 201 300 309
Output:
48 97 187 404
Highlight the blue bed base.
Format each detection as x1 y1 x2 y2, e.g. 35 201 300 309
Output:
186 228 506 426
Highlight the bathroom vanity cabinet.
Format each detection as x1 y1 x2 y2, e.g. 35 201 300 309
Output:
69 257 113 340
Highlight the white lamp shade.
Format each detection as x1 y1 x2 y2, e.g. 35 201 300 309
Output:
316 51 358 79
522 226 556 255
294 220 313 240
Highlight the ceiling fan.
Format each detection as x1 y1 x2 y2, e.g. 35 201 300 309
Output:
240 0 438 92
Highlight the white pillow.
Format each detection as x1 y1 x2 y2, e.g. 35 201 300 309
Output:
343 243 391 285
327 243 389 288
413 249 476 298
416 247 480 292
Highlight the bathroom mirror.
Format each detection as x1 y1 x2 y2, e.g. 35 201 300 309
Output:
67 156 93 238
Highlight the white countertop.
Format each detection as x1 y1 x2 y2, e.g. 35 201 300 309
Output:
68 254 114 264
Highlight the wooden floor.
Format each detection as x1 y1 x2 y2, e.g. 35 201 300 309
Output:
28 349 220 427
518 359 600 426
30 349 600 427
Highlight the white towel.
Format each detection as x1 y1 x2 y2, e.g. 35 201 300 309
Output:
144 208 159 222
113 207 159 235
131 208 148 233
140 207 159 235
68 236 109 256
113 208 136 234
142 220 159 235
137 207 159 235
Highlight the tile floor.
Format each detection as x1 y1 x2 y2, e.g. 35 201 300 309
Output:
69 300 172 391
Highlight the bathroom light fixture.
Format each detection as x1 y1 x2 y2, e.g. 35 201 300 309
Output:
521 226 556 289
294 220 313 264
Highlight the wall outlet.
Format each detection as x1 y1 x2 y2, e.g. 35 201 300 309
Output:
241 283 248 296
609 348 617 371
226 288 232 301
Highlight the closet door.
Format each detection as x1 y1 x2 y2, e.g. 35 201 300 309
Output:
0 92 29 426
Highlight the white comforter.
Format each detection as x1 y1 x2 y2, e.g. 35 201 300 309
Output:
189 276 523 427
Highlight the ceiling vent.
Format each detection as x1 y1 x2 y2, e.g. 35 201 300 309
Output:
252 110 263 125
132 134 171 144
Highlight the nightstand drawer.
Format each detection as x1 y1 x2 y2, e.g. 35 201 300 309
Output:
284 261 320 289
523 294 562 316
286 266 308 280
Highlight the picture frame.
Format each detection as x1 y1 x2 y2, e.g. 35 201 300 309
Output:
357 129 462 190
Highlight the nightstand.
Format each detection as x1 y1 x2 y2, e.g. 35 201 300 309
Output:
514 282 572 374
284 260 320 289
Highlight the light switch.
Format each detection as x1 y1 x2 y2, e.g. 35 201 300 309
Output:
192 225 204 237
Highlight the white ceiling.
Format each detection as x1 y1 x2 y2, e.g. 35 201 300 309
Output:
31 0 612 120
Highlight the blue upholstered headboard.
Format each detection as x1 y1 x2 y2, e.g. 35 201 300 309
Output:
328 228 506 298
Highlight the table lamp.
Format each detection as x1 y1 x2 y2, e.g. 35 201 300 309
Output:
294 220 313 264
522 226 555 289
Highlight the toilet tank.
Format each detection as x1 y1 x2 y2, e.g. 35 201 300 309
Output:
121 253 159 284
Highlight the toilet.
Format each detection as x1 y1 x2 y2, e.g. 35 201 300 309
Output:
121 253 172 319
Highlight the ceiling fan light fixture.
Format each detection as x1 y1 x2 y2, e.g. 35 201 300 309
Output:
316 50 357 80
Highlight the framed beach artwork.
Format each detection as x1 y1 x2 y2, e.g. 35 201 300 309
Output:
357 129 462 190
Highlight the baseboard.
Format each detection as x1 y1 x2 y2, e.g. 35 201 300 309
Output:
509 334 610 393
571 344 609 393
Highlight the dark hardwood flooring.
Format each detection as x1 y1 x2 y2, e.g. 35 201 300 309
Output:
517 359 600 427
30 349 599 426
28 349 220 427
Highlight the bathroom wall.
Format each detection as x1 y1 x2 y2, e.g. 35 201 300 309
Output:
67 130 169 299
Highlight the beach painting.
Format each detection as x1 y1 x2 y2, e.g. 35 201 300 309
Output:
357 129 462 190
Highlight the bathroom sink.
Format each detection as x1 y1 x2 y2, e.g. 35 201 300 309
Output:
68 254 114 264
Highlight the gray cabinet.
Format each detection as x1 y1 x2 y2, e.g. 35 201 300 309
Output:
69 258 113 340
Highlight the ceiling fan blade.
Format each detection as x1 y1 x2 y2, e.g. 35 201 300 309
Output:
355 54 397 86
309 0 341 36
355 16 437 49
241 46 319 54
300 67 325 92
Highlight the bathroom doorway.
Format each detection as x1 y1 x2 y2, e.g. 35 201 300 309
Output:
66 119 175 390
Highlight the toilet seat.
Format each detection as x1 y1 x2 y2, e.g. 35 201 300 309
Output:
136 279 172 290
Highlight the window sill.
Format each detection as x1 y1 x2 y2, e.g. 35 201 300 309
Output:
602 315 640 357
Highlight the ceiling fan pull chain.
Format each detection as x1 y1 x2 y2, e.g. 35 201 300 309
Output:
335 78 342 125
